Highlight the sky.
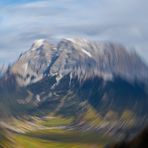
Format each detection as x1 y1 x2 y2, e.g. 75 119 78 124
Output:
0 0 148 64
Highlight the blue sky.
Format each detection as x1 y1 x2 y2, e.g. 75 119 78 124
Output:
0 0 37 4
0 0 148 64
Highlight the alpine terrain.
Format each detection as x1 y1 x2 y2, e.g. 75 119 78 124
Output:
0 38 148 147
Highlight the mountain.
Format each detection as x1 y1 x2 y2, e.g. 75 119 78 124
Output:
10 38 148 86
10 39 57 86
0 65 7 78
0 38 148 130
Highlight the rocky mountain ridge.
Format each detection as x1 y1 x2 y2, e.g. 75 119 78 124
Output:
9 38 148 86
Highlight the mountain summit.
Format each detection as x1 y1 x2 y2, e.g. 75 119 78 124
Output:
10 38 148 86
10 39 56 85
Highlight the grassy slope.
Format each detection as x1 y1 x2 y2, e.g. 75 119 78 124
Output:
14 134 103 148
4 115 109 148
40 116 74 127
27 128 109 144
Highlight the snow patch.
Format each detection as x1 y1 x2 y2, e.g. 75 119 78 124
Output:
31 39 46 51
81 48 92 57
65 38 77 44
65 38 89 45
36 95 41 102
23 63 28 73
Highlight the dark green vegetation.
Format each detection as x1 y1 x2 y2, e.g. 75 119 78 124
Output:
27 129 110 144
1 72 148 118
0 129 105 148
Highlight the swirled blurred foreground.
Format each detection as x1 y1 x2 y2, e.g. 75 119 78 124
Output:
0 38 148 148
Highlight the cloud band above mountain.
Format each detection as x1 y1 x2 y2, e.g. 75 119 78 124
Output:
0 0 148 64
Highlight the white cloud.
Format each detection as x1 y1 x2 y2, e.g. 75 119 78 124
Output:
0 0 148 64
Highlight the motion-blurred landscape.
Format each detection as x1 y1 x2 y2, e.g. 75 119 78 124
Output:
0 0 148 148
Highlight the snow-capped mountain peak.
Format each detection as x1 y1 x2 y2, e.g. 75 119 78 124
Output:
30 39 49 51
10 39 56 86
9 38 148 86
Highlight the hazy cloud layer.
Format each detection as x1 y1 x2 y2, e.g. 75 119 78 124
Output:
0 0 148 64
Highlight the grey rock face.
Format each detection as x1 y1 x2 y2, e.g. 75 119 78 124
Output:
10 38 148 86
54 38 148 82
10 39 56 85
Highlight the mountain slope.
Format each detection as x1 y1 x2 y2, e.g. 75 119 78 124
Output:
11 39 57 86
0 38 148 129
10 38 148 86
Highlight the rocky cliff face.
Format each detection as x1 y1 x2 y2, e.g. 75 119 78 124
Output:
10 39 56 85
10 38 148 86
